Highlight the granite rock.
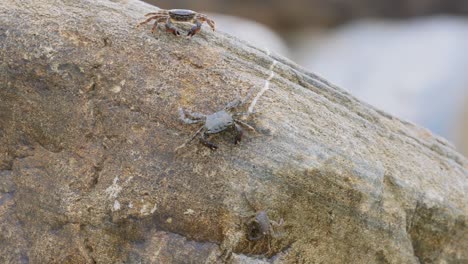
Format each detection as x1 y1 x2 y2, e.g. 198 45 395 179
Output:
0 0 467 263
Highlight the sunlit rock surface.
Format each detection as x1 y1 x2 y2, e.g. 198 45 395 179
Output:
0 1 467 263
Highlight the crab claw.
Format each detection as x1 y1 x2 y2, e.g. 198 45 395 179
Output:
200 134 218 150
165 23 181 36
203 141 218 150
187 22 202 38
209 144 218 150
186 31 196 38
234 124 243 144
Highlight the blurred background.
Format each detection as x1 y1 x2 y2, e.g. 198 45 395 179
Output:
144 0 468 156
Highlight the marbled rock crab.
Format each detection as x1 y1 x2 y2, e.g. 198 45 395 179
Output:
138 9 215 37
177 89 255 150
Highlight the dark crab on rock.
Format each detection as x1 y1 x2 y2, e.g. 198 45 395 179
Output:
138 9 215 37
176 90 256 150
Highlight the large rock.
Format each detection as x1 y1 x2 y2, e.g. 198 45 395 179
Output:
0 0 467 263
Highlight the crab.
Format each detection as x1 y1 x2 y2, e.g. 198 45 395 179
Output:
242 194 284 241
240 193 285 255
176 90 255 150
137 9 215 37
246 211 284 241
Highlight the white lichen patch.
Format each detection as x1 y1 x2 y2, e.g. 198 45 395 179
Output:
150 203 157 214
113 200 121 211
183 209 195 215
139 202 157 216
105 177 122 198
130 150 142 161
124 176 134 184
110 85 122 93
140 204 149 215
50 63 60 73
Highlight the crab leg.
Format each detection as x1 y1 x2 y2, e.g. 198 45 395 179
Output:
187 20 202 38
236 120 256 132
137 14 166 27
175 125 204 151
200 132 218 150
234 124 244 144
197 14 216 31
206 19 216 31
165 17 181 36
233 112 253 117
151 17 168 33
225 98 243 110
179 108 203 124
225 86 257 110
184 110 206 120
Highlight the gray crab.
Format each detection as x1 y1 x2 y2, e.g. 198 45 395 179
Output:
246 211 284 241
242 193 284 241
238 192 285 256
176 91 255 150
138 9 215 37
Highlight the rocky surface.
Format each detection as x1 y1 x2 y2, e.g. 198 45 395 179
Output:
0 0 467 263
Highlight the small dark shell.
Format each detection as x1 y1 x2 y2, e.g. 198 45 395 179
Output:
169 9 196 15
168 9 196 21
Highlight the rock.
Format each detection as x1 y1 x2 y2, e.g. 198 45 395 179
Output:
0 0 467 263
291 17 468 152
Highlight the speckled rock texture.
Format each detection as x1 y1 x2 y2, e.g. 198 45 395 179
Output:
0 0 467 263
